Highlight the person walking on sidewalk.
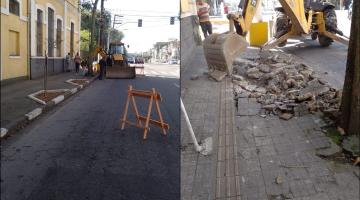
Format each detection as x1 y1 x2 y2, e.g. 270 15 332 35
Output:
196 0 212 38
99 55 107 80
74 52 81 74
65 52 71 72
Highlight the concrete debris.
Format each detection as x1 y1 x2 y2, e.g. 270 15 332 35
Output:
244 85 257 92
337 127 345 135
232 51 341 120
209 70 227 82
279 113 293 120
232 74 245 81
342 135 360 156
316 140 342 157
190 75 199 80
258 64 271 73
275 176 283 184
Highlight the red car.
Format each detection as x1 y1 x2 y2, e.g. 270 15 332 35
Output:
135 57 144 64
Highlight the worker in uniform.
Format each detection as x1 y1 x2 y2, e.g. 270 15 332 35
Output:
196 0 213 38
99 55 107 80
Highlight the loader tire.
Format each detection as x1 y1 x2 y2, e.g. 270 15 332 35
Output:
318 8 337 47
318 35 332 47
275 11 289 47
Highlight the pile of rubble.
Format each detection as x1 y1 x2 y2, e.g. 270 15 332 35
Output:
232 51 341 120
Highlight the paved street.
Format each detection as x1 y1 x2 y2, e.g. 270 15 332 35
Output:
144 63 180 79
281 39 348 89
1 68 180 200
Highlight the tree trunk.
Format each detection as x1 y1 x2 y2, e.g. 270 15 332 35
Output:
88 0 99 74
340 0 360 135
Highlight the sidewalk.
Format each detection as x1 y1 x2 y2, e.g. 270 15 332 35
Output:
181 46 359 200
1 72 98 136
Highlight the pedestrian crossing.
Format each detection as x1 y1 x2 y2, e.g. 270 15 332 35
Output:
144 68 180 78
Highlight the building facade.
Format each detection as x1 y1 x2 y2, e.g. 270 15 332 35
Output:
1 0 81 82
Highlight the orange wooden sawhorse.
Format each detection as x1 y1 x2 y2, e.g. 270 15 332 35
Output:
120 85 169 139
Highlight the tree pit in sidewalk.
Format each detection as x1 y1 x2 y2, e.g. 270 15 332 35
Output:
70 79 88 86
34 91 66 103
66 79 89 87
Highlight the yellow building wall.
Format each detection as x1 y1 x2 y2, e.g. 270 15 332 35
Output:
1 1 29 80
65 2 79 55
1 0 80 80
1 0 6 7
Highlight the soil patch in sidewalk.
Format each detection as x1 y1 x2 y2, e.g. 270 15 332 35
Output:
66 79 90 87
34 91 67 103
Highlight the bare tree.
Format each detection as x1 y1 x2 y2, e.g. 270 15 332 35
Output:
340 0 360 135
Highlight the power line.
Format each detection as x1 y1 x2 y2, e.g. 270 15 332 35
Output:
112 14 178 18
107 9 177 14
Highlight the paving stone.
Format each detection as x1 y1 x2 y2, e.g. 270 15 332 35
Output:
259 155 281 171
257 144 277 157
216 177 227 199
255 136 273 146
218 146 226 161
283 167 309 181
225 159 236 177
238 157 261 175
226 134 235 146
226 176 237 197
237 147 258 160
289 179 317 198
240 171 265 189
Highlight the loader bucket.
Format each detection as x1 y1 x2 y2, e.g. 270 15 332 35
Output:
203 32 248 75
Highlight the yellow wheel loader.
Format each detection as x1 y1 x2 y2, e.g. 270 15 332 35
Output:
203 0 349 76
94 42 136 79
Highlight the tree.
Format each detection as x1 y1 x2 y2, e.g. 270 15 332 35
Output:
109 28 124 43
339 0 360 135
80 29 90 52
81 0 112 50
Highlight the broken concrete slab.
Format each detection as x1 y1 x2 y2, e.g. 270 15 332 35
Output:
279 113 293 120
209 70 227 82
342 135 360 156
316 140 342 157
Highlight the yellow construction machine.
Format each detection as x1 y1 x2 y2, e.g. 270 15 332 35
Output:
94 42 136 79
203 0 349 76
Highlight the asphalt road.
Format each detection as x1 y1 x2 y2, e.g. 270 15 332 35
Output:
1 71 180 200
281 38 349 89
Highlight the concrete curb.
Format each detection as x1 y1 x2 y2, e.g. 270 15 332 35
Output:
0 74 99 139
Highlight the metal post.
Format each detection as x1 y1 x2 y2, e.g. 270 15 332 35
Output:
44 50 48 97
180 98 204 152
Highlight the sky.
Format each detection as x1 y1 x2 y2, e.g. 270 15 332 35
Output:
104 0 180 53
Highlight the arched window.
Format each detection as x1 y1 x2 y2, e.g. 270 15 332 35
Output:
56 19 62 57
37 9 43 56
9 0 20 16
47 7 55 57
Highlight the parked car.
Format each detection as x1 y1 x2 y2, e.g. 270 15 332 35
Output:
135 57 144 64
169 59 179 64
127 56 135 64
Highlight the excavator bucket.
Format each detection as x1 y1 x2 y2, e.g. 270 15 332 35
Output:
106 53 136 79
203 32 248 76
106 66 136 79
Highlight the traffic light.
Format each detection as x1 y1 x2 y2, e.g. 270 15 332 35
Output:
170 17 175 25
138 19 142 27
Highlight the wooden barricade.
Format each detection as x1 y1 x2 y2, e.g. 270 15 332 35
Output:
120 85 169 139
